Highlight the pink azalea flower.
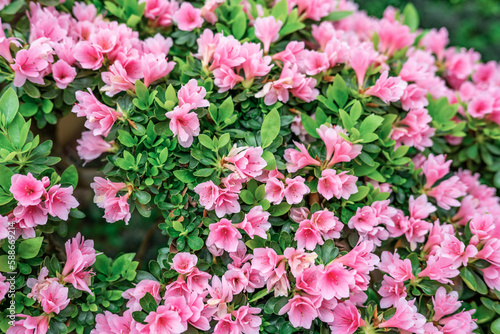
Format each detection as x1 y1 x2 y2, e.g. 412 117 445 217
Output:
316 125 362 166
400 84 429 111
330 301 365 334
11 37 53 87
72 89 123 137
378 298 426 332
122 280 162 312
213 65 244 92
92 310 137 334
467 95 494 118
310 210 343 239
481 264 500 291
73 41 103 70
136 305 185 334
10 173 45 206
0 273 9 302
235 206 271 239
427 176 467 210
283 176 310 205
420 27 449 61
303 50 330 75
378 275 407 308
45 185 79 220
194 180 219 210
295 219 324 250
6 315 50 334
51 59 77 89
178 79 210 109
278 295 317 329
186 268 211 294
173 2 204 31
409 194 436 220
283 247 317 277
201 0 224 24
207 275 233 308
207 219 242 253
392 108 436 151
76 131 113 164
432 287 461 321
13 204 48 228
224 146 267 179
349 43 378 88
318 262 355 300
101 56 144 96
254 16 283 53
103 194 131 224
213 189 241 218
90 177 127 208
166 104 200 148
255 63 300 105
365 70 408 104
264 177 285 204
284 141 321 173
194 29 221 67
172 252 198 274
377 19 416 56
62 233 97 294
318 169 358 200
141 53 175 87
0 18 22 63
272 41 305 65
213 313 239 333
418 255 460 284
348 206 378 234
39 281 70 314
239 42 273 84
233 305 262 334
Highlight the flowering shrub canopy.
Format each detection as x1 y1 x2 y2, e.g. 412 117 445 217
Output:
1 0 500 333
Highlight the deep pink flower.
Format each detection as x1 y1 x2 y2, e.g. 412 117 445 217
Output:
283 176 310 205
45 185 79 220
264 177 285 204
254 16 282 53
52 60 77 89
365 70 408 104
467 95 494 118
173 2 204 31
278 295 317 329
136 305 185 334
207 219 242 253
73 41 103 70
318 169 358 200
295 219 324 251
10 173 45 206
101 57 144 96
166 104 200 148
318 262 355 300
62 233 97 294
378 298 426 332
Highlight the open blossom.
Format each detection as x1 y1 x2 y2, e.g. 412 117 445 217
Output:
172 252 198 274
39 281 70 314
141 53 175 87
433 287 461 321
377 19 416 56
317 169 358 200
72 89 123 137
136 305 185 333
90 177 127 208
284 141 320 173
278 295 317 329
11 37 53 87
264 177 285 204
177 79 210 109
194 180 219 210
316 125 362 166
207 219 242 253
421 154 451 188
45 185 79 220
6 315 50 334
379 275 407 308
254 16 283 53
319 262 355 300
77 131 113 164
10 173 45 206
173 2 204 31
122 280 161 311
62 233 97 294
103 194 131 224
378 298 426 332
224 146 266 179
166 104 200 148
235 206 271 239
392 108 436 151
0 273 9 302
365 71 408 104
330 301 366 334
283 176 310 205
52 59 77 89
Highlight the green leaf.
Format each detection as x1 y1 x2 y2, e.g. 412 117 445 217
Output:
18 237 43 259
339 109 354 130
270 202 291 216
350 100 362 122
173 170 196 183
301 113 320 139
271 0 288 22
261 108 281 148
492 318 500 334
0 88 19 126
198 134 215 150
218 133 230 149
460 267 477 291
19 102 38 118
135 191 151 205
118 130 136 147
324 10 353 21
348 185 368 202
359 114 384 137
403 3 419 32
262 151 276 170
231 11 247 40
332 75 348 108
321 240 338 264
0 165 13 192
218 97 234 123
60 165 78 188
187 235 204 251
139 292 158 313
279 9 305 36
240 190 255 205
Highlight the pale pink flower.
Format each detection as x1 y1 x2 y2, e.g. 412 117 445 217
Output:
11 37 53 87
427 176 467 210
90 177 127 208
6 315 50 334
91 310 137 334
432 287 461 321
233 305 262 334
73 41 103 70
348 206 378 234
310 210 343 239
317 169 358 200
207 219 242 253
377 19 415 56
213 65 244 92
316 125 362 166
10 173 45 206
194 180 219 210
283 176 310 205
476 238 500 265
13 204 48 229
136 305 185 334
284 141 320 173
235 206 271 239
378 275 407 308
272 41 305 65
73 2 98 21
186 268 211 294
171 252 198 274
319 262 355 300
330 301 365 334
178 79 210 109
365 70 408 104
421 154 451 188
173 2 204 31
409 194 436 220
72 89 123 137
213 189 241 218
213 313 239 333
290 76 319 102
39 281 70 314
0 17 21 63
77 131 113 164
141 53 175 87
278 295 317 329
122 280 161 312
103 194 131 224
207 275 233 308
264 177 285 204
481 265 500 291
349 43 378 88
62 233 97 294
143 33 173 55
201 0 224 24
251 247 282 278
392 108 436 151
255 63 300 105
303 51 329 75
284 248 317 277
400 84 429 111
467 95 494 118
194 29 221 67
469 213 495 241
224 146 266 179
0 273 9 302
239 42 273 83
295 219 324 250
378 298 426 332
254 16 282 53
166 104 200 148
101 58 143 97
421 27 449 60
45 185 79 220
418 255 460 284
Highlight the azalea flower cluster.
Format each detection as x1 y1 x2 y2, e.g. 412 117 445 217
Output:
0 173 78 240
2 0 500 333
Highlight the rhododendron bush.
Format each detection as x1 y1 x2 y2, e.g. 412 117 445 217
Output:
2 0 500 333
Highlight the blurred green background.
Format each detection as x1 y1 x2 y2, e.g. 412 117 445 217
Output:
356 0 500 61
